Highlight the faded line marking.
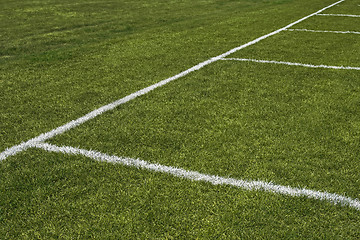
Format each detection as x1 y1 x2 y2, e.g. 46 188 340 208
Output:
221 58 360 71
0 0 345 161
317 13 360 17
33 142 360 211
287 28 360 35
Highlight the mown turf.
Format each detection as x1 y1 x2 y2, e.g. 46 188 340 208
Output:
1 149 360 239
326 0 360 15
229 31 360 66
49 61 360 199
1 0 360 239
0 0 339 151
295 13 360 32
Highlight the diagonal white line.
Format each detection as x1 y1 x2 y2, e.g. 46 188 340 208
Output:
221 58 360 70
33 142 360 211
286 28 360 35
0 0 345 161
317 13 360 17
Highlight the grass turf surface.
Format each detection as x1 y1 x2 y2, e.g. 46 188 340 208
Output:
1 0 360 238
1 149 360 239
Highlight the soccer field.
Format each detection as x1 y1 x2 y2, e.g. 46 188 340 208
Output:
1 0 360 238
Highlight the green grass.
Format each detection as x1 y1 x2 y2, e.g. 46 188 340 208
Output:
295 13 360 32
1 0 360 238
326 0 360 15
229 30 360 66
49 62 360 198
0 0 344 151
1 149 360 239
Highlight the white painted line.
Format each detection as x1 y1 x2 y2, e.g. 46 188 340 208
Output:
0 0 345 161
33 142 360 211
221 58 360 71
317 13 360 17
287 28 360 35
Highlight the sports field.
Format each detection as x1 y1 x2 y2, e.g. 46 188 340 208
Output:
1 0 360 238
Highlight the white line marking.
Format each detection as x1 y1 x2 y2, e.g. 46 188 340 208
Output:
0 0 345 161
221 58 360 71
287 28 360 35
317 13 360 17
33 142 360 211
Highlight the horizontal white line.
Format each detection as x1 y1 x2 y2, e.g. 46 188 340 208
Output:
33 142 360 211
287 28 360 35
221 58 360 70
317 13 360 17
0 0 345 161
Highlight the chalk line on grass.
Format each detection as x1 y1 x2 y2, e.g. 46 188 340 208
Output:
286 28 360 35
221 58 360 71
33 142 360 211
0 0 345 161
317 13 360 17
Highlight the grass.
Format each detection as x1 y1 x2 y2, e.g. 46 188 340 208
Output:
1 0 360 238
1 0 312 151
229 31 360 66
326 0 360 14
1 149 360 239
49 61 360 197
295 13 360 32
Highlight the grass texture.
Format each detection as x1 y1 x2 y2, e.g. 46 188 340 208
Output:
1 0 360 238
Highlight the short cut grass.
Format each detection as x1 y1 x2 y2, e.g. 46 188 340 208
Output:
1 0 360 238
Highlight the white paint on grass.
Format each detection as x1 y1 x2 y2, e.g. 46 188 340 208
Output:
317 13 360 17
0 0 345 161
221 58 360 71
33 142 360 211
286 28 360 35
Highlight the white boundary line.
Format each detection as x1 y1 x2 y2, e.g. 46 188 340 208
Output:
317 13 360 17
221 58 360 70
0 0 345 161
286 28 360 35
33 142 360 211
